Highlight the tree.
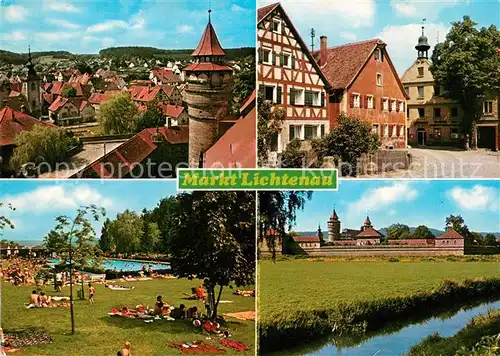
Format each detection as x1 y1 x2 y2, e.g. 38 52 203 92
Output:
386 224 412 240
312 113 380 176
166 192 255 321
10 125 80 173
44 205 105 335
258 191 312 259
76 62 92 75
97 93 138 134
134 102 163 132
140 208 160 253
280 138 305 168
98 218 114 253
229 56 255 115
257 91 284 166
445 215 471 238
108 210 143 254
484 233 497 246
61 86 77 98
152 196 181 254
412 225 435 239
0 202 15 235
430 17 500 149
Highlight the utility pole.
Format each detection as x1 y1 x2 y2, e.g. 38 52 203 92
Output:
310 28 316 52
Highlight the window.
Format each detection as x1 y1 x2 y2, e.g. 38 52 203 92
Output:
312 91 320 106
483 101 493 114
376 73 382 86
434 85 441 96
383 98 389 111
392 125 397 137
451 107 458 117
304 90 313 106
399 125 405 137
391 99 396 112
417 86 424 98
282 53 290 67
293 88 304 105
418 108 425 118
262 48 271 64
451 128 459 139
367 95 374 109
264 86 274 101
434 108 441 119
304 125 316 140
289 125 300 140
417 67 424 77
375 48 383 62
399 101 404 112
384 124 389 137
272 19 281 33
353 93 360 108
372 124 379 135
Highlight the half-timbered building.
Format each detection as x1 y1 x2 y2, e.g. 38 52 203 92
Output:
257 2 330 155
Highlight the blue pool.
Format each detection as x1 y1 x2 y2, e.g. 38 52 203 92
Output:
49 259 170 272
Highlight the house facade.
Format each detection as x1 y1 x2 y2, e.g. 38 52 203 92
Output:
257 3 330 155
48 97 95 126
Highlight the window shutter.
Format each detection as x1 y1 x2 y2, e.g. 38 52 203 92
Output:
289 88 295 105
289 125 294 140
272 51 276 66
373 96 376 109
396 101 400 112
380 98 384 110
402 102 405 112
321 92 325 107
258 48 263 64
359 95 363 109
291 56 295 69
276 86 282 104
350 94 354 108
279 53 284 66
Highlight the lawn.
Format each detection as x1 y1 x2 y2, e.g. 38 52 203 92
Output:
259 259 500 323
2 278 255 355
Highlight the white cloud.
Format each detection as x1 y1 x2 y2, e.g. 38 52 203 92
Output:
176 24 194 34
87 20 129 33
130 10 146 30
347 182 418 215
37 31 80 41
2 185 113 213
390 0 468 20
3 5 28 22
44 0 81 13
448 185 498 211
377 23 449 75
231 4 246 12
83 35 115 46
270 0 375 28
340 32 357 41
1 31 26 41
391 1 417 16
46 19 81 30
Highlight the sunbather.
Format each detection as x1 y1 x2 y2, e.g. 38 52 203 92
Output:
29 290 39 306
117 341 131 356
169 304 186 319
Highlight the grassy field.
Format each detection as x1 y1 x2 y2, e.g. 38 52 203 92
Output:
2 278 255 355
259 259 500 319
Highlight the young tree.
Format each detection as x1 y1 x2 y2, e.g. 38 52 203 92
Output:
108 210 143 254
312 113 380 176
61 86 77 98
257 91 285 166
258 191 312 259
134 102 164 132
430 16 500 149
97 93 138 134
166 192 255 321
44 205 105 335
98 218 114 253
10 126 80 173
412 225 435 239
386 224 412 240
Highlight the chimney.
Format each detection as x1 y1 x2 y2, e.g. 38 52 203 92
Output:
320 36 328 66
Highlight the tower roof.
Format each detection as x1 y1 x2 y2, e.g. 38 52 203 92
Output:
26 46 39 81
415 26 430 53
364 215 372 226
191 12 226 57
330 209 339 220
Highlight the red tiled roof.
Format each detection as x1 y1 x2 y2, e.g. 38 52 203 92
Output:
77 126 188 178
240 89 256 115
183 63 233 72
79 100 89 111
49 81 87 97
48 96 68 112
313 39 383 89
42 93 56 104
152 70 182 84
88 90 121 105
191 21 226 57
129 85 174 102
157 103 185 118
356 227 383 238
0 106 55 146
293 235 320 243
204 95 256 168
42 83 52 92
437 229 464 239
257 2 280 22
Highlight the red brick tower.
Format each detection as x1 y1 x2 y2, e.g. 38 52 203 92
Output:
184 9 233 168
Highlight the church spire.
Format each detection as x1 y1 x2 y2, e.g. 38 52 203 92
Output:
191 4 226 57
415 18 430 59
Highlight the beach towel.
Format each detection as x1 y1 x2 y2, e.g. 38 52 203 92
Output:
218 301 233 304
108 285 135 291
51 296 70 301
168 341 225 354
224 311 255 321
220 340 249 352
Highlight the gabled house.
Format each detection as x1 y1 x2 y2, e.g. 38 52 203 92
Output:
258 2 330 155
150 69 182 86
128 85 182 106
314 37 409 149
157 103 189 127
48 97 95 126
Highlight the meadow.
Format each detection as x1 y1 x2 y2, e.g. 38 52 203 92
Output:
2 278 255 355
258 258 500 352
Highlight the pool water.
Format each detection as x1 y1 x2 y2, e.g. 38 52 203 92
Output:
49 259 170 272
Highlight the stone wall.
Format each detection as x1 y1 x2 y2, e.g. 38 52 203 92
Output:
305 245 464 256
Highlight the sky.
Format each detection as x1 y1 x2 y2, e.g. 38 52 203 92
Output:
259 0 499 75
0 180 177 242
292 180 500 233
0 0 256 53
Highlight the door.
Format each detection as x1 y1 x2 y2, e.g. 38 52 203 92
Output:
417 129 426 146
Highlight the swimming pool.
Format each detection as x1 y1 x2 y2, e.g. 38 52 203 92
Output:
49 259 170 272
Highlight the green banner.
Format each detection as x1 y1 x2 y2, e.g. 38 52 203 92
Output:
177 169 337 190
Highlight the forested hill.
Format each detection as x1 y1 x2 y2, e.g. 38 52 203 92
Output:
99 46 255 61
0 50 74 65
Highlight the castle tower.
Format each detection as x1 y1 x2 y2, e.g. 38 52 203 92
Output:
327 209 341 243
361 215 373 231
21 47 41 117
184 9 234 168
317 223 324 244
415 22 430 59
